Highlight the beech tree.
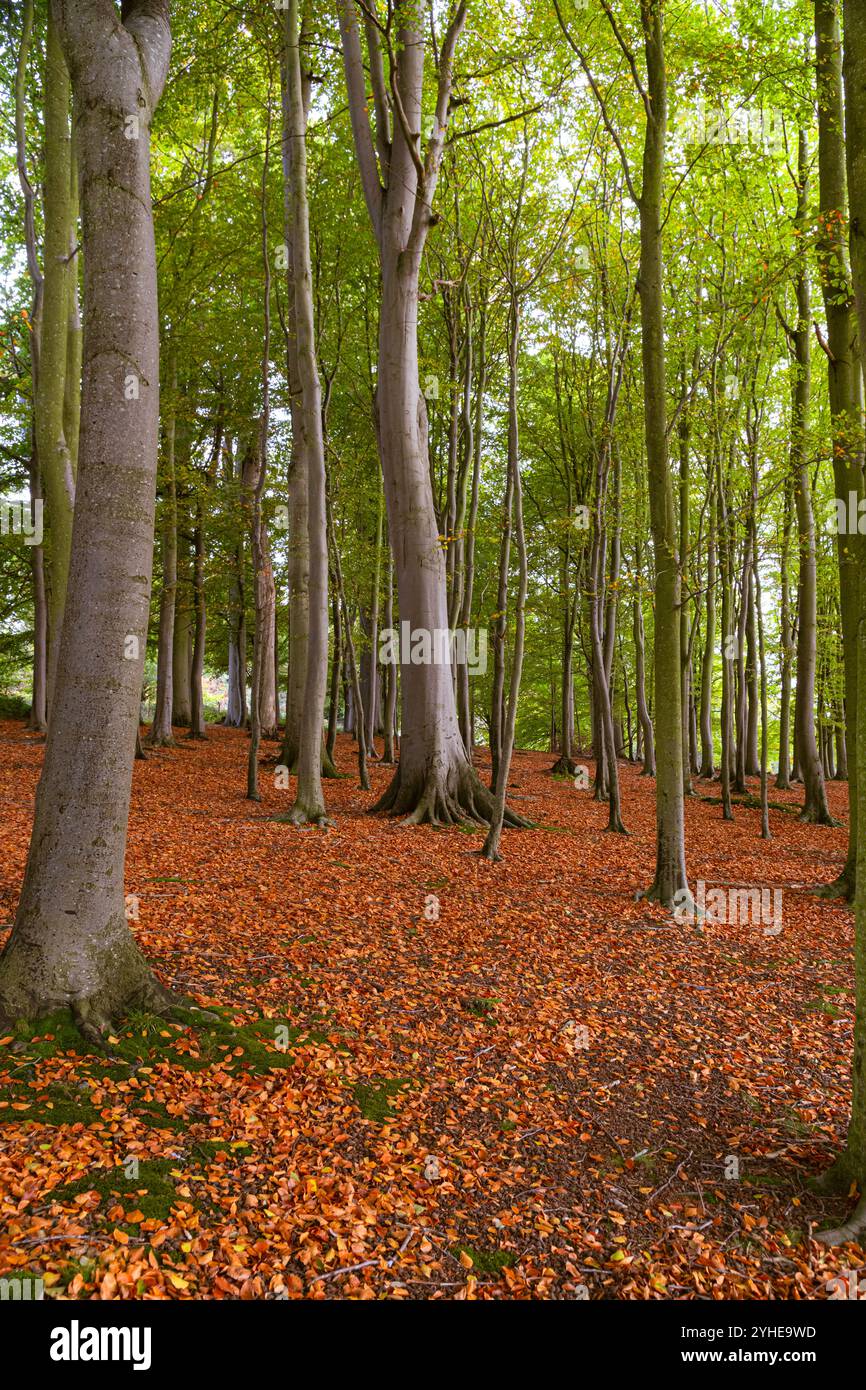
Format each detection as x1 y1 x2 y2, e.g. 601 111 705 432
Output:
336 0 520 825
0 0 176 1033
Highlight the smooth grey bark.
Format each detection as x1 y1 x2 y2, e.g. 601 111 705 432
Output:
457 302 485 756
171 584 193 726
15 0 48 734
788 132 833 826
326 593 341 762
338 0 519 826
147 356 177 745
698 481 716 777
188 491 207 739
0 0 176 1033
279 33 311 773
328 489 370 791
382 541 397 763
482 289 529 860
776 475 794 788
633 567 655 775
285 0 329 826
37 12 77 710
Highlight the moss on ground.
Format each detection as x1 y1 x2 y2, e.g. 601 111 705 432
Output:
352 1077 410 1122
48 1159 182 1224
452 1245 516 1274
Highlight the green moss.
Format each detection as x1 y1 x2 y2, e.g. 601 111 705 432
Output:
49 1159 182 1223
190 1138 251 1164
130 1099 185 1132
452 1245 516 1274
5 1007 307 1076
0 1080 101 1127
352 1077 410 1122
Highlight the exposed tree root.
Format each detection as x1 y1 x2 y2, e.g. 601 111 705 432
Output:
815 865 855 902
549 754 579 777
814 1193 866 1248
283 804 334 828
799 803 840 827
371 758 530 829
808 1152 857 1197
605 815 628 835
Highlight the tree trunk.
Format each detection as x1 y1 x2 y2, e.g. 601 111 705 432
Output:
338 1 518 826
791 131 833 826
38 13 77 710
813 0 866 1241
0 0 175 1034
285 0 330 825
637 1 689 905
147 356 177 746
816 0 860 893
776 475 794 788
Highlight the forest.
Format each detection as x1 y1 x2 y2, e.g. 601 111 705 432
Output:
0 0 865 1326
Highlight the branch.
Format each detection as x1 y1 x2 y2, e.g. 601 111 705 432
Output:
336 0 384 243
551 0 639 207
409 0 467 251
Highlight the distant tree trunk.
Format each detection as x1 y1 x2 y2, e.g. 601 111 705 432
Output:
329 493 369 791
28 462 49 735
718 454 734 821
326 593 341 762
188 494 207 739
482 289 529 859
148 357 178 746
776 476 794 788
698 481 716 777
633 580 655 776
678 371 695 796
171 590 193 727
790 132 833 826
15 0 48 735
0 0 175 1033
382 542 397 764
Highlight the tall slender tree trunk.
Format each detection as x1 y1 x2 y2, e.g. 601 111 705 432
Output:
637 1 689 906
791 132 833 826
148 355 177 746
776 476 794 788
698 481 716 777
38 13 77 710
285 0 330 825
482 291 529 859
817 0 861 893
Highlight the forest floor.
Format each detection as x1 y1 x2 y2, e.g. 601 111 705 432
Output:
0 720 863 1299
